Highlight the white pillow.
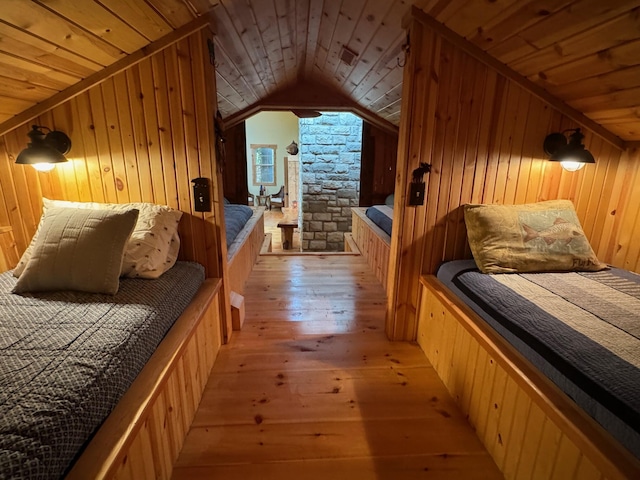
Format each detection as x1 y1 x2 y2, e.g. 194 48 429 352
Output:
14 199 182 279
13 207 138 295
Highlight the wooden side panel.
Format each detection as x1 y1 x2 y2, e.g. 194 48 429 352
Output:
351 207 390 292
0 28 226 278
227 209 266 295
388 15 638 340
417 277 640 480
67 279 222 480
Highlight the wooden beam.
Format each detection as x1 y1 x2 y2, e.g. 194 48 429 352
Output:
410 6 627 152
224 79 399 135
0 13 214 137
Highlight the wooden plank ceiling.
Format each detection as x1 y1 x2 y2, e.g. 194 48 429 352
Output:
0 0 639 143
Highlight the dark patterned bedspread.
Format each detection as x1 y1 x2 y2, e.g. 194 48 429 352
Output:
437 260 640 459
224 204 254 247
0 262 205 479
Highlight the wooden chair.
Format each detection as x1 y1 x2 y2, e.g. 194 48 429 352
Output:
270 186 285 211
248 193 255 206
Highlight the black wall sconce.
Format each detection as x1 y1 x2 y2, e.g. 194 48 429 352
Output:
409 162 431 206
16 125 71 172
543 128 595 172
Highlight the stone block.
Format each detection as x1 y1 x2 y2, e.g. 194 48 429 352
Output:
331 136 347 145
327 232 344 243
308 184 322 194
309 221 323 231
315 232 327 240
312 163 334 173
327 242 343 251
327 206 341 214
341 207 353 216
302 173 316 183
337 189 358 199
334 164 349 174
307 201 327 213
323 222 337 232
302 240 309 249
303 232 314 240
316 135 333 145
309 240 326 250
337 221 349 231
312 212 332 221
303 212 313 221
322 146 340 155
322 180 341 190
337 198 351 206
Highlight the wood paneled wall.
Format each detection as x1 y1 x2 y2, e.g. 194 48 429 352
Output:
387 13 640 341
221 121 248 205
0 26 227 278
360 121 398 206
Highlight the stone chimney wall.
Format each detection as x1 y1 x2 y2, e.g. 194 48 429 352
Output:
300 112 362 251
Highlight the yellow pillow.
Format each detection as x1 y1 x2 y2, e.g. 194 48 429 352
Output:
464 200 606 274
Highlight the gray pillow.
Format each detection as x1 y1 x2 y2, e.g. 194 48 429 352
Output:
13 207 139 295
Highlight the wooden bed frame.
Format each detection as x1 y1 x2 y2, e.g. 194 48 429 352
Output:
417 276 640 480
350 207 390 292
226 207 265 295
66 278 223 480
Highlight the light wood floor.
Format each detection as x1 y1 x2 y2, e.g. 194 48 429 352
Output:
173 254 503 479
263 208 301 252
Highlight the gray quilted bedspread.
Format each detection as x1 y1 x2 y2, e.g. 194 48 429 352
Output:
0 262 205 480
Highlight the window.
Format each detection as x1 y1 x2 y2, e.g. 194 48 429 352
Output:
251 144 276 186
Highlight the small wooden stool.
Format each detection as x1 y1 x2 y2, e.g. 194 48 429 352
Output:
277 216 298 250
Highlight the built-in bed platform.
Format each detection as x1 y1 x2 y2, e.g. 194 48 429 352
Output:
418 262 640 479
0 263 224 479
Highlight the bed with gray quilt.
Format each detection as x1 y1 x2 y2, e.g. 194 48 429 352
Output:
0 261 205 479
365 205 393 237
437 259 640 460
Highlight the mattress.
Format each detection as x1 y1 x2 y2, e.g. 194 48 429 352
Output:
437 260 640 459
0 262 205 479
224 204 254 247
365 205 393 236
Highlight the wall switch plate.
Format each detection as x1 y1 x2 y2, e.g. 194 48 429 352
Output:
192 177 211 212
409 182 425 206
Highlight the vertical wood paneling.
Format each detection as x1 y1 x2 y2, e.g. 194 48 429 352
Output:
0 26 227 279
388 14 640 341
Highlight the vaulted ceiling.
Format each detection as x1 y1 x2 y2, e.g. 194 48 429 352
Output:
0 0 639 144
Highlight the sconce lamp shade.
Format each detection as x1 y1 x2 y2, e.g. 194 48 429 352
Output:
543 128 594 171
15 125 71 169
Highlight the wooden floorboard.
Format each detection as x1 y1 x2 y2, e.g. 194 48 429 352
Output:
173 254 503 479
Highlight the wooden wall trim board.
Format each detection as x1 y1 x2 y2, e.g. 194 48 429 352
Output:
67 278 223 480
386 13 640 342
0 14 212 138
417 276 640 480
410 6 626 152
